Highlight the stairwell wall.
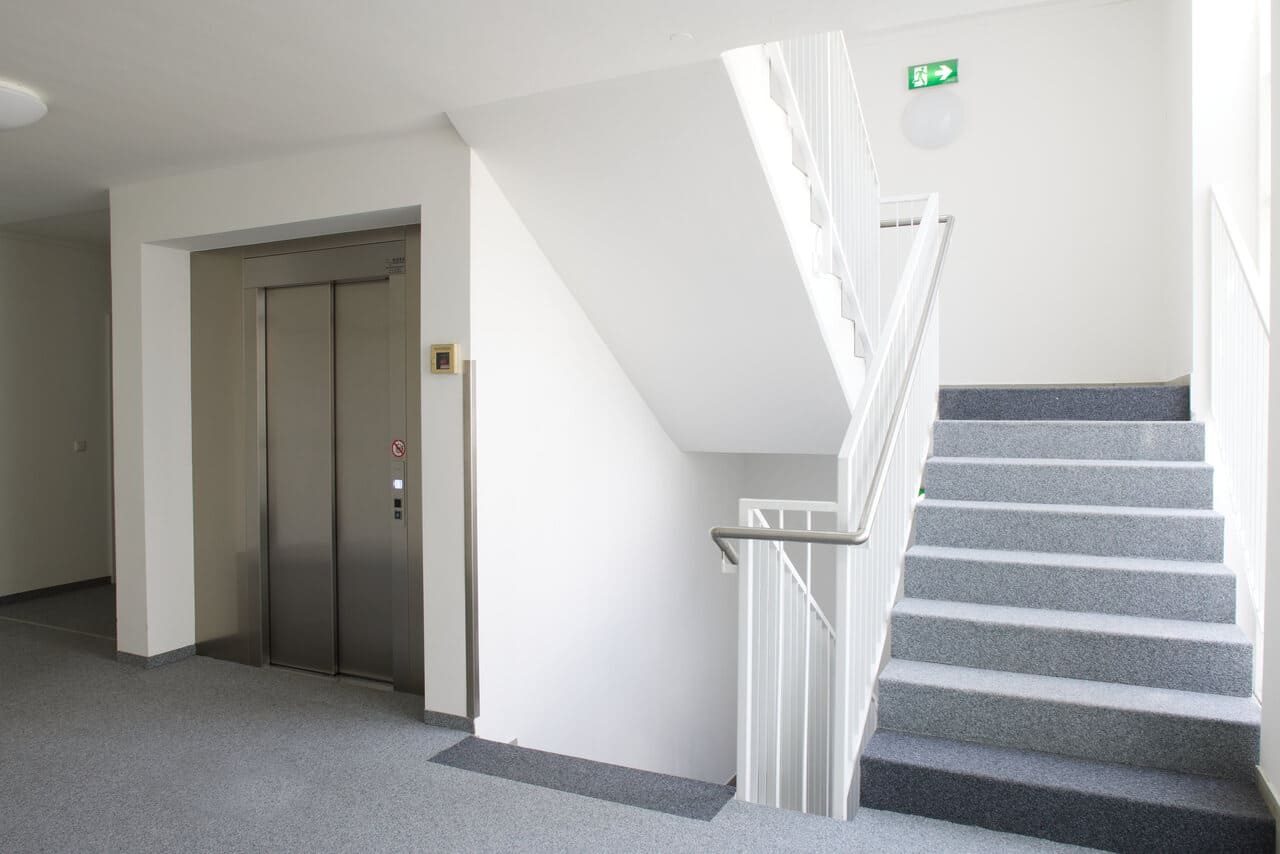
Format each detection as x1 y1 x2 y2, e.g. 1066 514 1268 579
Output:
469 154 742 783
1260 0 1280 811
847 0 1189 386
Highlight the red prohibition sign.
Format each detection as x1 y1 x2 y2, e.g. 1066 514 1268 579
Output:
391 439 407 458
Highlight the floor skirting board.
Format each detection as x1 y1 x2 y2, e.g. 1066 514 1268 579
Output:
116 645 196 669
0 576 111 606
423 709 475 733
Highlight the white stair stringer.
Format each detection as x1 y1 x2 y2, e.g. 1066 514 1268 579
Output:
724 44 866 384
449 59 856 454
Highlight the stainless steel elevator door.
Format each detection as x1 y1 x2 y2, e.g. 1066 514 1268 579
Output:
333 281 394 682
264 279 395 682
265 284 336 674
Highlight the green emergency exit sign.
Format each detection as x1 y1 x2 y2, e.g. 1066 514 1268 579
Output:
908 60 959 90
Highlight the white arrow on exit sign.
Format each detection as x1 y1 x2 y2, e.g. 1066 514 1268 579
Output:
934 65 954 82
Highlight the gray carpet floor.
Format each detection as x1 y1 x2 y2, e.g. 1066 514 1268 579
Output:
0 618 1095 852
0 580 116 639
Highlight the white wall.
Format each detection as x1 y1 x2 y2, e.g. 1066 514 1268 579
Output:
1190 0 1266 416
109 130 473 719
451 61 855 455
742 453 840 617
0 232 113 597
741 454 836 502
1257 0 1280 809
469 154 743 783
848 0 1189 386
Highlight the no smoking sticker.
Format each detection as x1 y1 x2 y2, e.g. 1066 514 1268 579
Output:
391 439 407 458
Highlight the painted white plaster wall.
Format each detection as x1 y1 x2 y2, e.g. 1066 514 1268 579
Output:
452 61 854 455
848 0 1188 386
1257 0 1280 810
1190 0 1265 416
469 154 743 783
0 232 113 597
109 130 473 718
742 453 840 617
741 454 836 503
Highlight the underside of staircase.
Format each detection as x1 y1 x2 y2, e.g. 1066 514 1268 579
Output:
860 385 1275 853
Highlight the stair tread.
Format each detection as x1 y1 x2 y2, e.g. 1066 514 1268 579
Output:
894 597 1250 645
862 730 1271 819
938 386 1191 422
880 659 1260 724
919 497 1222 519
906 544 1233 578
932 419 1206 462
927 455 1212 470
940 419 1205 427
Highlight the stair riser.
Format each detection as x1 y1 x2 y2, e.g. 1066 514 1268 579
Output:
878 680 1259 781
933 421 1205 461
891 612 1252 695
938 385 1191 422
923 459 1213 509
860 755 1273 852
904 553 1235 623
914 504 1224 562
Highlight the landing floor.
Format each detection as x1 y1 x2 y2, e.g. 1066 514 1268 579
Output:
0 579 115 639
0 606 1092 851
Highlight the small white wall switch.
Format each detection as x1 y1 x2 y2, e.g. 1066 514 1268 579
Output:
73 439 87 453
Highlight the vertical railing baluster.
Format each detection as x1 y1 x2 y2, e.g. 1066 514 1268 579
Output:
773 536 785 807
800 510 813 813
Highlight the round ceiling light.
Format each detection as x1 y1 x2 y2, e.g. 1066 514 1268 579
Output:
901 88 965 150
0 81 47 130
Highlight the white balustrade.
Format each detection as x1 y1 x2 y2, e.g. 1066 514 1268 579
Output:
831 195 941 817
731 191 944 819
769 32 881 355
735 501 838 815
1208 189 1270 673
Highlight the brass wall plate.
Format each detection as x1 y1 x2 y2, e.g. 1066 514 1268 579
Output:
430 343 459 375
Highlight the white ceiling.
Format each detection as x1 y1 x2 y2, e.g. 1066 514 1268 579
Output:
0 0 1063 227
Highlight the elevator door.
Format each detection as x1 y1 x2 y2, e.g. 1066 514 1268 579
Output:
265 279 394 682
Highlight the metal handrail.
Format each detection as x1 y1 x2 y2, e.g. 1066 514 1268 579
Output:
712 213 955 566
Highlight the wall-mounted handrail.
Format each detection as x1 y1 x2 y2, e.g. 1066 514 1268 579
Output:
463 359 480 718
711 213 954 567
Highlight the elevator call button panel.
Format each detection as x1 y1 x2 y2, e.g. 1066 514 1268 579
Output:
392 461 406 523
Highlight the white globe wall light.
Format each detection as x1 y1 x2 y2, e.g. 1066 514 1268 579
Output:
902 88 965 149
0 81 48 130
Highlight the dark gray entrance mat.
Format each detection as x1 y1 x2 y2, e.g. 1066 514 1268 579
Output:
430 736 735 821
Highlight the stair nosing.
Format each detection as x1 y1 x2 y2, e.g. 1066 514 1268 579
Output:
905 544 1234 577
936 419 1204 428
926 455 1213 470
893 597 1251 644
918 497 1223 519
880 658 1259 724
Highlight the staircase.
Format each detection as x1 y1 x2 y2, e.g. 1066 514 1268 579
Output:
860 386 1275 852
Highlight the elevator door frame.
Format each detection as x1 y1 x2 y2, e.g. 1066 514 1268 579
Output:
240 239 416 692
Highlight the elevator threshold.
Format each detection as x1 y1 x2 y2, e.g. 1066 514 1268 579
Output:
266 663 394 692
